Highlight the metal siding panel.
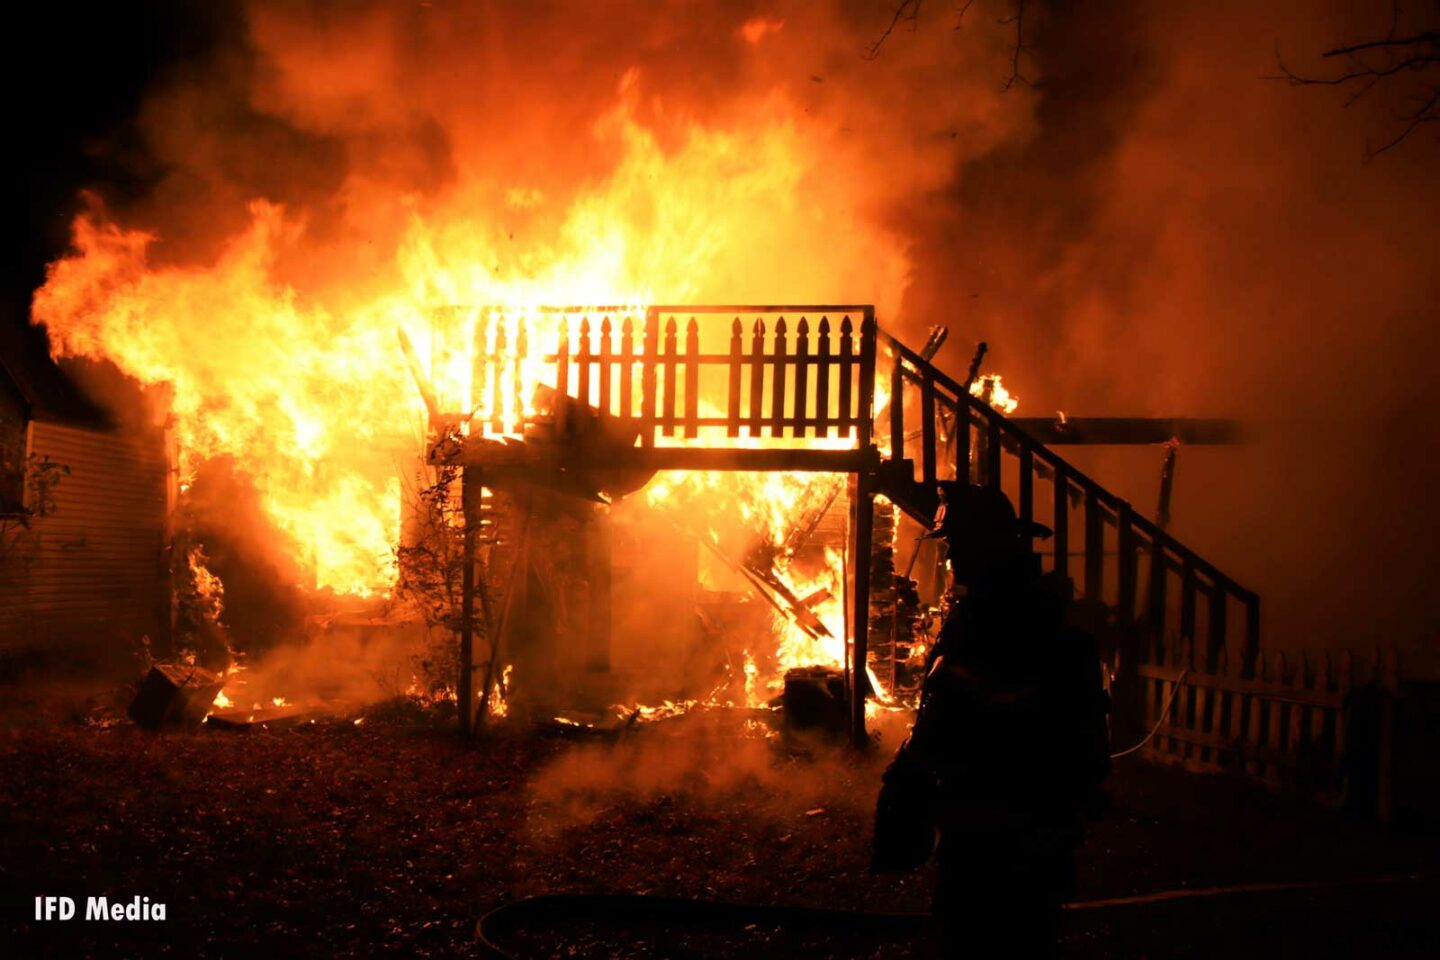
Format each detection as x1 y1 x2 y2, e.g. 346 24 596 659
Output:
2 421 167 653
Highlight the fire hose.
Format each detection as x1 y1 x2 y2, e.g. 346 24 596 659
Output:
474 873 1427 958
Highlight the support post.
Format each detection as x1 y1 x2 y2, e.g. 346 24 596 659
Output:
458 467 480 737
851 470 876 749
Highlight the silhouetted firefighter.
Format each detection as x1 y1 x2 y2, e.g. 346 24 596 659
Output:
873 483 1110 958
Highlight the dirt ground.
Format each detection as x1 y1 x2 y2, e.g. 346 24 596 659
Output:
1 691 1436 959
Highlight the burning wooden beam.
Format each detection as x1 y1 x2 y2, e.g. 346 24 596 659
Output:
1008 417 1242 445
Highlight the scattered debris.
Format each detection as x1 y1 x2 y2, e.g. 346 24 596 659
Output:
782 666 849 736
128 663 225 731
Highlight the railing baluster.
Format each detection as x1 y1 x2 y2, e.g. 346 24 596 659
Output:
1177 636 1194 763
620 316 635 420
858 313 877 451
598 316 612 418
1266 652 1287 785
662 316 678 437
514 315 528 430
749 319 765 438
576 316 591 420
684 317 700 439
1225 648 1246 772
640 309 658 446
794 317 810 439
815 317 831 438
771 317 788 437
1335 651 1353 792
492 320 508 432
555 321 570 435
727 318 743 438
472 310 489 435
1245 654 1266 779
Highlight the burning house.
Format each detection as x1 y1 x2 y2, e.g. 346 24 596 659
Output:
7 2 1440 957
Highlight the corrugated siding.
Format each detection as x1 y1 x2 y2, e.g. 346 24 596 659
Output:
0 421 168 655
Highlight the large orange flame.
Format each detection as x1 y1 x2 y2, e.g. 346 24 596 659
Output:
32 81 909 596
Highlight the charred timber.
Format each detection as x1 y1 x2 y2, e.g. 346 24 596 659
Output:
1007 417 1242 445
449 442 880 474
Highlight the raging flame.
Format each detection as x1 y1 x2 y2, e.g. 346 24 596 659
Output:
773 547 847 675
28 39 939 721
970 373 1018 415
32 80 905 596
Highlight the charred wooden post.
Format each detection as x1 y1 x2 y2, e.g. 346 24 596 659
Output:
850 470 875 748
1009 418 1241 446
920 325 948 361
849 311 879 748
1156 439 1179 530
889 349 903 460
962 340 987 392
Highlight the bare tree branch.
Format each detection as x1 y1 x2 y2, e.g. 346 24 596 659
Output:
997 0 1030 91
1271 24 1440 155
867 0 1028 92
865 0 923 61
1323 31 1440 59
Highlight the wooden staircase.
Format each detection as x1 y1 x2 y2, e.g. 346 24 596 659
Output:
874 334 1260 681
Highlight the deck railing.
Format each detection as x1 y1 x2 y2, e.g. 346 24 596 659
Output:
464 305 877 449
